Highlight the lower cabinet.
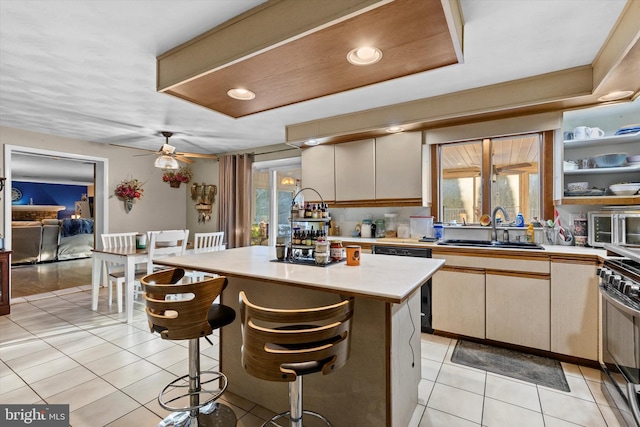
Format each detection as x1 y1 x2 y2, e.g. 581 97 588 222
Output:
550 259 599 360
430 250 598 361
486 272 550 351
432 267 485 339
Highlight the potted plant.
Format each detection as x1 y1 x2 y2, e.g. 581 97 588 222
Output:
162 166 193 188
115 177 144 212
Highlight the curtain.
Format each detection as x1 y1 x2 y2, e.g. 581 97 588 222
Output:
218 153 253 248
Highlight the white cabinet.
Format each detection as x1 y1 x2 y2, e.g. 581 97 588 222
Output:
432 267 485 339
550 260 599 360
335 138 375 201
486 272 550 351
375 132 422 200
301 145 335 202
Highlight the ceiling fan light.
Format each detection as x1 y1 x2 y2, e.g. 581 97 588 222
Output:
227 88 256 100
154 155 179 169
347 46 382 66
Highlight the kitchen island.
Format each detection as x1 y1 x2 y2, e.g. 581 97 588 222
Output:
155 245 444 427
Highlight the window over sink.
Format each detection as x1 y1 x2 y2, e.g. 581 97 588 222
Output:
438 133 542 224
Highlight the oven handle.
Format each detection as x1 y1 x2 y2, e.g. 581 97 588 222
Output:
600 287 640 317
628 383 640 426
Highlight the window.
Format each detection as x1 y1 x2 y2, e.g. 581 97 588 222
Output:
438 133 541 224
251 160 301 246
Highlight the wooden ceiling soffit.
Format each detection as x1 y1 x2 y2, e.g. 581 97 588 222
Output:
286 2 639 145
157 0 463 118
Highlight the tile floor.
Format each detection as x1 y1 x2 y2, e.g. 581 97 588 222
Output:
1 287 635 427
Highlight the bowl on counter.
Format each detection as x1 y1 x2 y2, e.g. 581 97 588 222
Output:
609 183 640 196
567 181 589 192
594 152 627 168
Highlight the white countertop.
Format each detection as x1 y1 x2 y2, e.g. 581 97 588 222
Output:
154 245 444 303
334 236 609 257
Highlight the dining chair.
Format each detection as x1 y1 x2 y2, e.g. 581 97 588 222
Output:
186 232 225 282
193 231 225 254
146 229 190 275
101 232 146 312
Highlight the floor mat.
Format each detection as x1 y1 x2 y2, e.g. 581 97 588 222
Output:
451 340 570 392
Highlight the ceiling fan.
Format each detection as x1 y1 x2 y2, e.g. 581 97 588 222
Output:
137 131 218 169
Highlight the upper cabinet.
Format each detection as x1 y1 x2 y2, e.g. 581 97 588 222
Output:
301 145 335 202
301 132 423 205
375 132 422 200
335 139 376 201
560 101 640 206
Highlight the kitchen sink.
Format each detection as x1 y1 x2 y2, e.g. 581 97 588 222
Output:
437 239 545 250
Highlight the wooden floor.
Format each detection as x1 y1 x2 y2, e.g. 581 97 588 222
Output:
10 257 93 298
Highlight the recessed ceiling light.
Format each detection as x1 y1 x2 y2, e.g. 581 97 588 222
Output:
347 46 382 66
305 139 319 146
386 126 404 133
597 90 634 102
227 88 256 100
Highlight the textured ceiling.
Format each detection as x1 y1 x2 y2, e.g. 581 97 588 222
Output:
0 0 631 166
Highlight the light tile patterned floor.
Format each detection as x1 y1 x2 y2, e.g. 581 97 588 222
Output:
1 287 635 427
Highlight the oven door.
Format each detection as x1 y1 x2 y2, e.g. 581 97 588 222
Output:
600 289 640 426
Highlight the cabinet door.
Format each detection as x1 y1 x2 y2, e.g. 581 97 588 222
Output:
550 261 598 360
301 145 335 202
375 132 422 199
486 273 550 350
335 139 375 201
432 267 485 338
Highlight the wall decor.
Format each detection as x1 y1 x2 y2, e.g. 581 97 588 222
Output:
191 183 216 223
162 166 192 188
115 177 144 213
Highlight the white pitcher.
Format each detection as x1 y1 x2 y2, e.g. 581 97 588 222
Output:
588 127 605 138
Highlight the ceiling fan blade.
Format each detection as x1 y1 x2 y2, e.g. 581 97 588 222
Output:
176 152 218 160
174 154 195 164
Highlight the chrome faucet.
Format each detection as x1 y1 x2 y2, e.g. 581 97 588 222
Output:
491 206 509 242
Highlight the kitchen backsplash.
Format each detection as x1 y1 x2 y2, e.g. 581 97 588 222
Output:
330 206 431 238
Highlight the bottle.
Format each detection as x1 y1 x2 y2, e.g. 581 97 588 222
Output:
330 240 343 261
526 223 535 243
516 212 525 227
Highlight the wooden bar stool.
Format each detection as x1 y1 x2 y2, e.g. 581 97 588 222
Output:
239 291 355 427
142 268 236 427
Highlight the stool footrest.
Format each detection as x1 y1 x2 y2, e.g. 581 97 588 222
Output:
158 370 228 412
262 409 332 427
157 402 237 427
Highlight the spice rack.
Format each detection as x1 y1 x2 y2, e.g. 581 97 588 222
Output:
287 187 331 263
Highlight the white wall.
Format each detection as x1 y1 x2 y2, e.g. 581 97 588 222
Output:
1 126 188 243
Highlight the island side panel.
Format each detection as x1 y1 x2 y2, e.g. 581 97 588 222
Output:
390 289 422 427
221 276 388 427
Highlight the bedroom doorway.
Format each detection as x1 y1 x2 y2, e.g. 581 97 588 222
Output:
4 144 108 298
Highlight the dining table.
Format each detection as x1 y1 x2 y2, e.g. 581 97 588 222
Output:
91 247 148 323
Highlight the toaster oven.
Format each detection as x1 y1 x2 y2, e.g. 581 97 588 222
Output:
589 209 640 248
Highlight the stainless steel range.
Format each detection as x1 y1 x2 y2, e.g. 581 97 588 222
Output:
599 244 640 426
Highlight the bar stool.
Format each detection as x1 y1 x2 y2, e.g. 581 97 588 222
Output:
238 291 355 427
142 268 237 427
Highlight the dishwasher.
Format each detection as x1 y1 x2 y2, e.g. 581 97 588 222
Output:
371 245 433 333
